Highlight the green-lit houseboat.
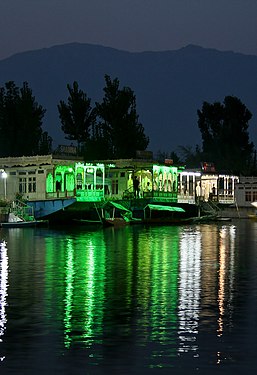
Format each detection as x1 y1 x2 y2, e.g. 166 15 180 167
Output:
0 152 239 222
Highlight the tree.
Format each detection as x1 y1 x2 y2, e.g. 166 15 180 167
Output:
38 131 53 155
197 96 254 174
155 150 181 164
94 75 149 159
58 81 96 151
0 81 50 157
177 145 202 168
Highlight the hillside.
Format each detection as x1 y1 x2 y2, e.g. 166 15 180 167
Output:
1 43 257 155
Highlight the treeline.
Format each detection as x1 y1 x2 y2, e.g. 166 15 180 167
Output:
0 75 149 160
0 77 256 175
158 96 256 175
0 81 52 156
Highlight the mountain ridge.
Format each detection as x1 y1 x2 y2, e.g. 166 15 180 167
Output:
1 42 257 154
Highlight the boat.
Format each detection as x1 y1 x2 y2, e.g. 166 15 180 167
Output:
101 201 141 227
141 204 192 225
0 200 48 228
0 212 48 228
27 197 76 219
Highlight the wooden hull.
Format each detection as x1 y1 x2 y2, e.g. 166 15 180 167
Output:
27 198 76 219
102 218 130 227
0 220 48 228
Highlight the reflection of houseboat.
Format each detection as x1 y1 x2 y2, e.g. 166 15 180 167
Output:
0 152 240 222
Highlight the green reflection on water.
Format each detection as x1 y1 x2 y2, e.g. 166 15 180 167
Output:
44 226 181 354
45 230 106 349
63 239 74 348
151 227 179 343
137 226 180 365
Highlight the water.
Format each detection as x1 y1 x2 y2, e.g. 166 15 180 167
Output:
1 220 257 374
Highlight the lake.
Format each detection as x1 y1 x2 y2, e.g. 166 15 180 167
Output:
1 220 257 374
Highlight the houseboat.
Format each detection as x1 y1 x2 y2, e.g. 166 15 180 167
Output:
0 152 240 222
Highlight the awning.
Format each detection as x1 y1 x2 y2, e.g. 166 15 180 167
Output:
104 201 131 212
144 204 185 213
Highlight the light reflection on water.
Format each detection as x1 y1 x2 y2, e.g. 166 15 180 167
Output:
0 240 8 364
0 221 257 373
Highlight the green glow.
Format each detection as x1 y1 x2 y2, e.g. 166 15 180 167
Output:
46 173 54 193
64 239 74 349
44 231 107 349
54 165 75 192
74 162 105 202
76 190 104 202
153 164 178 192
149 227 179 344
65 172 75 191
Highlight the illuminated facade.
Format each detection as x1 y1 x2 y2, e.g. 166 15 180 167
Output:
177 170 239 205
0 155 239 208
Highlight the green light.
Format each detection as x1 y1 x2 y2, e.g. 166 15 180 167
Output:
46 172 54 193
148 227 179 345
64 239 74 349
43 232 107 349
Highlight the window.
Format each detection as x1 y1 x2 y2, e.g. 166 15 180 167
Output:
28 177 36 192
76 173 83 189
19 175 37 193
252 191 257 201
245 191 252 202
218 178 224 190
112 179 118 194
19 178 27 193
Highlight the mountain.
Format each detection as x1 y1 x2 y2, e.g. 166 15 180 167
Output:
1 43 257 155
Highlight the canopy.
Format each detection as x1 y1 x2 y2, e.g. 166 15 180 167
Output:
144 204 185 213
104 201 131 212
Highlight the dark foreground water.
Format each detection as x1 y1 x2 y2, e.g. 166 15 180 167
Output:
0 220 257 374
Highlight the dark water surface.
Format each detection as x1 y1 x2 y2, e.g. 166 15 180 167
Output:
1 220 257 374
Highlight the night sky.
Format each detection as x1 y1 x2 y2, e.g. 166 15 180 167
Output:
1 0 256 60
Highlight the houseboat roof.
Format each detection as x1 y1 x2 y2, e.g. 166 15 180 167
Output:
144 204 185 213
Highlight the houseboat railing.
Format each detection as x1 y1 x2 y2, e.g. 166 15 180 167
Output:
11 200 35 221
45 191 76 199
218 195 235 204
177 194 196 204
41 190 236 205
151 191 177 202
76 190 105 202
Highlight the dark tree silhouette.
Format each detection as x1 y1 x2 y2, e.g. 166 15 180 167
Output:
58 81 96 151
197 96 254 174
94 75 149 159
0 81 49 157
